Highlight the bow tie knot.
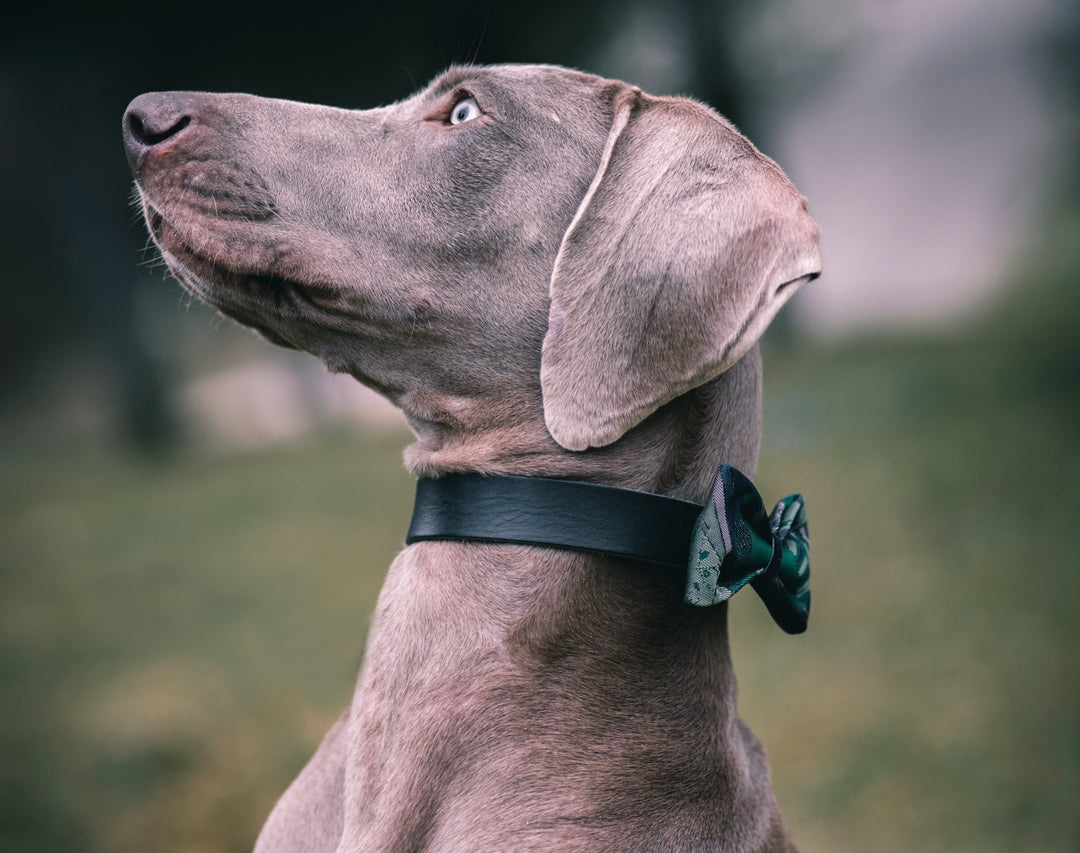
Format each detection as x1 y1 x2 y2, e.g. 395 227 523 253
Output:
685 464 811 634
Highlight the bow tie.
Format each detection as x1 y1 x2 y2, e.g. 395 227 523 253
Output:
686 464 810 633
406 464 811 634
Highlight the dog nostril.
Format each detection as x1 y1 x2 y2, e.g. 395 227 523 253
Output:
127 109 191 147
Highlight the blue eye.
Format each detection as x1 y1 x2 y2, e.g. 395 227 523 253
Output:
449 96 482 125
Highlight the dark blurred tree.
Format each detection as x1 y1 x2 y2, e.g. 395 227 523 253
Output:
0 35 176 453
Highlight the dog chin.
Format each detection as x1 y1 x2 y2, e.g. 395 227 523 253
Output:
146 221 302 351
164 254 301 350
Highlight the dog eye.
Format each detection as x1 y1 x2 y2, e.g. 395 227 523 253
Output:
449 96 482 125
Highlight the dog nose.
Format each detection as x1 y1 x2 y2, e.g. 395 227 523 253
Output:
123 92 194 171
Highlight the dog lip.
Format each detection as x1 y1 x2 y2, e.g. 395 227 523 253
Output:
150 212 338 303
136 163 278 223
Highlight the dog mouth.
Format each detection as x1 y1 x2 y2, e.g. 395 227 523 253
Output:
142 199 336 347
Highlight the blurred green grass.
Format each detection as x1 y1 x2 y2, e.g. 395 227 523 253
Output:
2 238 1078 851
748 331 1080 853
1 432 414 852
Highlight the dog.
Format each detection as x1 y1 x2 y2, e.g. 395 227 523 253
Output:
124 63 820 852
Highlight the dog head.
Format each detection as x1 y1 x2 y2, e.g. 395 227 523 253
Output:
125 64 819 457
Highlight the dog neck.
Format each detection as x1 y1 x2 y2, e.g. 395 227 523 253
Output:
400 345 763 504
338 348 777 844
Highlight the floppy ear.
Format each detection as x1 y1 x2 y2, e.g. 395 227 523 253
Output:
540 88 821 452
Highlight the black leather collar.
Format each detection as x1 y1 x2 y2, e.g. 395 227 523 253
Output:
405 473 702 570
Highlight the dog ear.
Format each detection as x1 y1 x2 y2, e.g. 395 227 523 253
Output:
540 88 821 452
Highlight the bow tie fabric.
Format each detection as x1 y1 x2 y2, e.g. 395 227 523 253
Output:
685 464 811 634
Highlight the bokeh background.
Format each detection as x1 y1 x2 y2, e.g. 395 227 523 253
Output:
2 1 1078 850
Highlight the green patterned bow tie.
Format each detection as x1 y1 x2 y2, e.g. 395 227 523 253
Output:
686 464 811 634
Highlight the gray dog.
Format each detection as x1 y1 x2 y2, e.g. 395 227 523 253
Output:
124 64 820 852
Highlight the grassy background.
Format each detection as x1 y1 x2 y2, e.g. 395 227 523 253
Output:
2 222 1077 851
